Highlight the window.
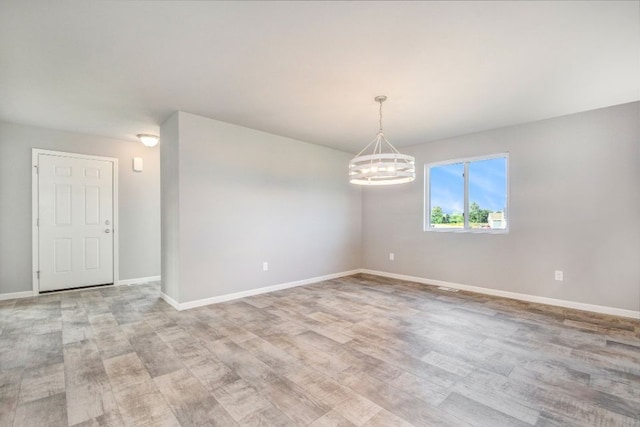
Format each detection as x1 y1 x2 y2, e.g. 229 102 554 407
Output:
425 154 508 232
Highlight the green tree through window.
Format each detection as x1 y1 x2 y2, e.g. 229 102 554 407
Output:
468 202 490 225
431 206 444 224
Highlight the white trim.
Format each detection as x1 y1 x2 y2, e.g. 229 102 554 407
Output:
113 157 119 287
168 270 360 311
463 161 469 229
32 150 39 293
117 276 161 286
0 291 35 301
360 269 640 319
32 149 119 162
32 149 119 294
160 292 180 310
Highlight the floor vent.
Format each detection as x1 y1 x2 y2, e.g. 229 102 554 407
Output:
437 286 459 292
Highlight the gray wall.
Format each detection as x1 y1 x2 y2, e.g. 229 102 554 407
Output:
0 121 161 294
160 113 181 302
162 112 362 304
4 103 636 312
362 102 640 311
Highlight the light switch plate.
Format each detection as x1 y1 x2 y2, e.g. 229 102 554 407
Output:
133 157 143 172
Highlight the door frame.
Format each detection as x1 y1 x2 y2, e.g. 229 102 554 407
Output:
32 149 119 295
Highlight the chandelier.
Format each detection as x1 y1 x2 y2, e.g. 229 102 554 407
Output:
349 96 415 186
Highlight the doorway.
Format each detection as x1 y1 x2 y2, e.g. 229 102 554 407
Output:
32 149 118 293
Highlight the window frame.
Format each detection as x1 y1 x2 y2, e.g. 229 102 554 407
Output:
424 153 509 234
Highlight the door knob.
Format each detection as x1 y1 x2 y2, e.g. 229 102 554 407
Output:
105 229 111 234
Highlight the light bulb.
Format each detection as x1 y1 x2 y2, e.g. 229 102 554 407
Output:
137 134 159 147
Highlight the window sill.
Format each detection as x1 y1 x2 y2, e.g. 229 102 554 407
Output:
424 227 509 234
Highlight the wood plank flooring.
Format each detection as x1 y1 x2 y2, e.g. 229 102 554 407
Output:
1 274 638 426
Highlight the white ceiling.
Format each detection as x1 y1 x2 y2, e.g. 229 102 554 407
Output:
1 1 638 153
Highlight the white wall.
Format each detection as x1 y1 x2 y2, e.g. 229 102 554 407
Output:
362 102 640 312
0 121 161 295
161 111 362 304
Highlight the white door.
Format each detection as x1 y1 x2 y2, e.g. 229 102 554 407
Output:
37 153 114 291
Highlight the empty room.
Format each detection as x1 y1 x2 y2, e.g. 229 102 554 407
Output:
0 1 639 426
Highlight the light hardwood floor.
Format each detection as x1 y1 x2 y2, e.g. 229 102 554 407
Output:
1 274 638 426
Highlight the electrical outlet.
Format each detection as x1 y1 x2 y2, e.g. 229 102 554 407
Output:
554 270 563 281
389 252 395 261
263 262 269 272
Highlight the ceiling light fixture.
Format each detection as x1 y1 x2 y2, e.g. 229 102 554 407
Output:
349 96 415 186
137 134 159 147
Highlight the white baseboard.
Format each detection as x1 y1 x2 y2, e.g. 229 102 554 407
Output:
170 269 360 311
0 290 35 301
160 292 180 310
5 269 636 319
360 269 640 320
117 276 161 286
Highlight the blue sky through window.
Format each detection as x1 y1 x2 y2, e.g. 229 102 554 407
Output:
430 157 507 214
430 162 464 214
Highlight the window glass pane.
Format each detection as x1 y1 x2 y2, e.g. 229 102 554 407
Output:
468 157 507 229
429 162 464 229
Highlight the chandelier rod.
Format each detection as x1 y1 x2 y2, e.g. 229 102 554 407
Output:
378 97 383 132
355 134 381 158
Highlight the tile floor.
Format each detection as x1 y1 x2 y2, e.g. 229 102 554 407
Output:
0 274 639 426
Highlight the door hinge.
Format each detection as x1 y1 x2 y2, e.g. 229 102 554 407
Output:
33 165 38 174
36 271 40 279
36 218 39 227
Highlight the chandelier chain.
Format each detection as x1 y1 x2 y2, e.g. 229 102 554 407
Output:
379 99 383 132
